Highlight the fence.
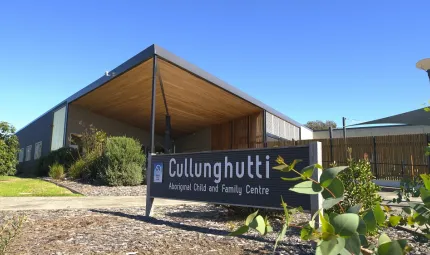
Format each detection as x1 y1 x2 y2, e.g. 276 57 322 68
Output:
267 134 430 180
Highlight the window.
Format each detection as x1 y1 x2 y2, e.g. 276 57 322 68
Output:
69 133 83 154
18 148 24 163
51 106 66 151
34 141 42 160
25 145 32 161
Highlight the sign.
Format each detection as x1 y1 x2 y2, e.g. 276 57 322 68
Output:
148 143 321 211
153 162 163 183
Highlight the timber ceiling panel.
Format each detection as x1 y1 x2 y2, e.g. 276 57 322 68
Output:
71 57 262 137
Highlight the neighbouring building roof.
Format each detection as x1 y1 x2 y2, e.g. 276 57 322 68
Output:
354 108 430 126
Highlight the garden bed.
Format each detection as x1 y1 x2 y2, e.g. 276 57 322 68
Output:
43 178 146 196
2 204 429 254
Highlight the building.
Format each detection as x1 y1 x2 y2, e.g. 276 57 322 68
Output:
312 125 430 139
310 108 430 139
16 44 309 174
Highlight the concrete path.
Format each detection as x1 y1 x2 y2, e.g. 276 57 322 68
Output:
379 191 422 207
0 196 202 211
0 191 421 211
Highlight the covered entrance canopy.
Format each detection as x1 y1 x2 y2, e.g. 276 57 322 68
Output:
66 45 298 152
70 56 261 138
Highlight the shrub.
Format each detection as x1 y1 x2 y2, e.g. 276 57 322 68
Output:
38 147 78 176
103 162 143 186
97 136 145 186
332 156 382 214
48 163 64 180
68 158 86 180
78 123 107 157
67 152 103 183
0 121 19 176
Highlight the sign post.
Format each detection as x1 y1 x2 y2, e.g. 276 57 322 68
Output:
145 142 322 216
145 153 154 216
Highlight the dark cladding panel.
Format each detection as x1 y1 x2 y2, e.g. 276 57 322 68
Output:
15 111 54 174
15 103 66 174
150 145 312 210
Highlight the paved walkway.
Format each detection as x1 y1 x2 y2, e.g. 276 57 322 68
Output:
0 196 202 211
0 191 422 211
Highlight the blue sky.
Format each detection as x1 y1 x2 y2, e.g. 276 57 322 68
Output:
1 1 430 130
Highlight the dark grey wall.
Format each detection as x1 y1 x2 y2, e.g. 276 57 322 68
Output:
15 105 62 174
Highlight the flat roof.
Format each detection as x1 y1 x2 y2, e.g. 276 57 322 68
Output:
17 44 302 133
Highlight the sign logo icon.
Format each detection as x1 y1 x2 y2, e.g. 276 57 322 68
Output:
153 162 163 183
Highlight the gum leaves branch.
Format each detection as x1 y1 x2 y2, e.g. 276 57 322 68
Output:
229 156 410 255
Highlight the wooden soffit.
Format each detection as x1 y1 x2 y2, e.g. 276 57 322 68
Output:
71 57 262 138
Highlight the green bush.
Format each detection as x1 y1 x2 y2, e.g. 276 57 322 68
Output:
68 158 86 180
48 163 64 180
67 152 103 182
97 136 145 186
332 155 382 214
0 122 19 176
38 147 78 176
103 162 143 186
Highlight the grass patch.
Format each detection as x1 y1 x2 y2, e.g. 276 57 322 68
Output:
0 176 81 197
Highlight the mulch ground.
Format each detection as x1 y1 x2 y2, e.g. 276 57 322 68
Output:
2 204 429 255
44 178 147 196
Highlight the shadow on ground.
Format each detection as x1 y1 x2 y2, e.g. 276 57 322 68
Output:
90 209 313 254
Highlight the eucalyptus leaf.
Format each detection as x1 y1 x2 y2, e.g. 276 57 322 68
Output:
281 176 303 181
344 233 361 255
301 165 316 180
320 166 348 188
290 181 323 194
378 240 405 255
402 207 412 215
316 237 345 255
323 196 344 210
273 165 290 172
320 212 335 234
322 178 344 199
288 159 303 171
373 203 386 225
245 210 259 226
420 174 430 190
249 215 266 235
228 225 249 236
389 215 402 227
300 224 314 240
331 213 360 237
363 210 377 232
357 218 367 235
420 186 430 206
378 233 391 246
347 204 362 214
359 234 369 248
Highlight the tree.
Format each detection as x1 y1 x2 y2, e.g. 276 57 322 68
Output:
0 121 19 175
305 120 337 130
